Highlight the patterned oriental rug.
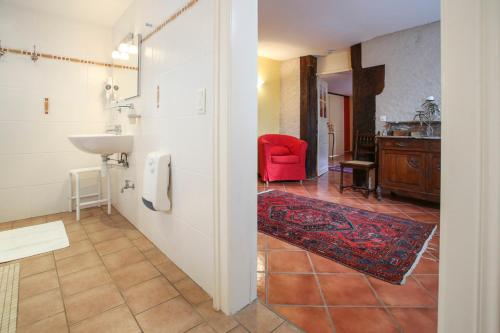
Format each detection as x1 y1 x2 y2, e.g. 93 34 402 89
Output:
258 190 436 284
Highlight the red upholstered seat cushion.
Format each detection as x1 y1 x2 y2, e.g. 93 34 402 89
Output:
271 155 300 164
269 145 290 156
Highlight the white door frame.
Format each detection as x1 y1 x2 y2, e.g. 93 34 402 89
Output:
439 0 499 332
212 0 258 314
210 0 500 326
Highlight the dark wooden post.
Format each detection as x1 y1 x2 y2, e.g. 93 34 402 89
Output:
300 56 318 178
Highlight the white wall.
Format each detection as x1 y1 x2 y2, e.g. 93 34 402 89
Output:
109 0 215 295
362 22 441 132
279 58 300 137
0 4 112 223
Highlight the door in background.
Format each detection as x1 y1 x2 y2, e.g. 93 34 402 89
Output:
328 94 345 156
317 79 329 176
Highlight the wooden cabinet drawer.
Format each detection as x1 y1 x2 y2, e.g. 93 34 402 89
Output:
428 140 441 152
379 138 425 150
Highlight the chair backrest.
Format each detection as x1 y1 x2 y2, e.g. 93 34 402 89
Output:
353 131 376 162
258 134 301 148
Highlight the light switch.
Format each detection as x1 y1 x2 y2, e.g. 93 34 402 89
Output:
380 115 387 122
196 88 206 114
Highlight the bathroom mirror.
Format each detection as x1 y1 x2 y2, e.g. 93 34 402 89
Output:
111 33 141 100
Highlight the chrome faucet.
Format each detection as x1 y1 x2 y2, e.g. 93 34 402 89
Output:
121 180 135 193
105 125 122 135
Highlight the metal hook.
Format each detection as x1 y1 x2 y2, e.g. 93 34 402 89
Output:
31 45 38 62
0 40 5 59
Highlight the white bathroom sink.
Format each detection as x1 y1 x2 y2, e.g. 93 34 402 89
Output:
68 134 133 155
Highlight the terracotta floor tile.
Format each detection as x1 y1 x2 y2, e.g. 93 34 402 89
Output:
19 270 59 300
136 296 203 333
268 251 312 273
368 277 436 307
64 223 84 234
17 289 65 327
273 322 303 333
70 305 141 333
272 306 331 333
257 251 266 272
390 308 437 333
56 251 102 276
195 300 239 333
398 204 426 214
17 312 68 333
54 240 94 261
318 275 380 305
258 233 268 250
257 273 266 302
309 253 360 274
268 274 323 305
227 325 250 333
12 216 46 228
267 236 302 251
329 307 399 333
175 278 212 305
101 246 146 272
59 265 111 296
157 260 188 283
94 237 133 256
413 256 439 274
110 260 160 290
78 216 100 226
413 275 439 298
64 283 124 324
122 228 143 240
406 213 440 224
82 221 111 234
67 230 88 243
87 228 124 244
124 276 179 314
187 323 217 333
132 236 156 251
143 247 170 266
20 253 55 278
234 302 284 333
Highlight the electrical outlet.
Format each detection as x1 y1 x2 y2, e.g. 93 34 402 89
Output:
196 88 206 114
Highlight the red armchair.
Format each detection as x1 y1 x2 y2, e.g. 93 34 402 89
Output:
258 134 308 184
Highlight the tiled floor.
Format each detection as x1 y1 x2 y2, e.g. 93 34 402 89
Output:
257 164 440 333
2 207 301 333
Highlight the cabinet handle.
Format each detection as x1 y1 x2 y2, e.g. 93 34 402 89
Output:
396 142 407 147
407 157 420 169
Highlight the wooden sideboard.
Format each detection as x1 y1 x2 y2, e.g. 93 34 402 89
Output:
377 137 441 203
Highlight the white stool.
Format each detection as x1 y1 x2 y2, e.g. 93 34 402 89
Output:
68 167 111 221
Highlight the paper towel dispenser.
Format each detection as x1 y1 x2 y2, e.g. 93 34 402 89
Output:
142 152 171 211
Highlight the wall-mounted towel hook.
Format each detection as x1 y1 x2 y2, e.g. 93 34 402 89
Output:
0 41 5 59
31 45 39 62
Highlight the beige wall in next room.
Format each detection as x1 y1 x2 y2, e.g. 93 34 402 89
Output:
258 57 281 136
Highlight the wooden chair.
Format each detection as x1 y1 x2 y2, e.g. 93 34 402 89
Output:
339 132 377 198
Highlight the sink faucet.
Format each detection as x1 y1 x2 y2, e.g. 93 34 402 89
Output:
105 125 122 135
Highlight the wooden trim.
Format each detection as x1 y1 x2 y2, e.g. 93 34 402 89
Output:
300 55 318 178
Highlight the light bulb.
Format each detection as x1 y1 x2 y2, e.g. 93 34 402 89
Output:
119 52 130 60
128 44 138 54
118 43 129 53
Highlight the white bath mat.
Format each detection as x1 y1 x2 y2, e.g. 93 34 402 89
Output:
0 263 20 333
0 221 69 263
